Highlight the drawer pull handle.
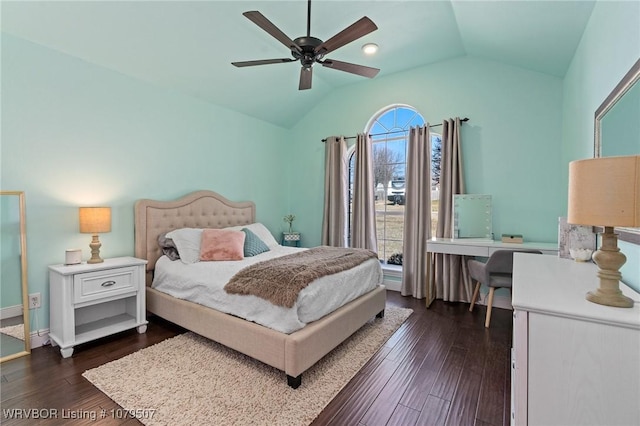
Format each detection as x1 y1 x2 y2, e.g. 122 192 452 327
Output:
101 280 116 287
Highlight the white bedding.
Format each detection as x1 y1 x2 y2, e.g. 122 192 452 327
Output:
152 245 383 333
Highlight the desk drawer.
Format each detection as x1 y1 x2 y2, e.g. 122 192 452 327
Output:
74 266 137 303
434 244 489 256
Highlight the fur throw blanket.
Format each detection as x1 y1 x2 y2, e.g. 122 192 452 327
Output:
224 246 378 308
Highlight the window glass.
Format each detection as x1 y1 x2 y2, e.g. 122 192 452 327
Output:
348 106 441 266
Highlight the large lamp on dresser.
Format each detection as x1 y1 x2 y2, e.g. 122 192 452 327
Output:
567 155 640 308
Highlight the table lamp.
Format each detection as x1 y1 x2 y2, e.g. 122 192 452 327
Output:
79 207 111 264
568 155 639 308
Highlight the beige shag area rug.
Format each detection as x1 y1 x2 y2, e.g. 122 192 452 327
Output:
83 307 412 426
0 323 25 341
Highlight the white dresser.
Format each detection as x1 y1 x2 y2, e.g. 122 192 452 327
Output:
511 253 640 426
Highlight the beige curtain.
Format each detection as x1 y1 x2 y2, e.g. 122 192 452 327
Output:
351 133 378 251
401 126 431 298
321 136 348 247
434 118 472 302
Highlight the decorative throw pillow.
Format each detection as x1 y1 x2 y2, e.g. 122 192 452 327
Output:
226 223 279 247
157 232 180 261
241 228 270 257
165 228 203 264
200 229 245 261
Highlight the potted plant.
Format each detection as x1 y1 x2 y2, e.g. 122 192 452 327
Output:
283 214 296 233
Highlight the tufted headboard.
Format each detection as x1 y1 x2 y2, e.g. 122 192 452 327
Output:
134 190 255 285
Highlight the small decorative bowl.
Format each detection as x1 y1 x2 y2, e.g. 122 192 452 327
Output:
570 248 593 262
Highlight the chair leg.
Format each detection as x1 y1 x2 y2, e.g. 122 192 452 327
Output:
469 281 481 312
485 287 495 328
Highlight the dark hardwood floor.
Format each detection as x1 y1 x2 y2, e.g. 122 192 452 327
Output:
0 291 512 425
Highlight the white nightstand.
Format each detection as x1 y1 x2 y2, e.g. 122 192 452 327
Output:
48 256 148 358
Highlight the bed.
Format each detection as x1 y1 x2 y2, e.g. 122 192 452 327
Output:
134 190 386 388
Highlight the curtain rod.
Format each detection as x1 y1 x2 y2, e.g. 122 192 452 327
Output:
321 117 469 143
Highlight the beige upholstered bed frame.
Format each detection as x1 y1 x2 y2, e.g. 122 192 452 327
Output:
134 190 386 388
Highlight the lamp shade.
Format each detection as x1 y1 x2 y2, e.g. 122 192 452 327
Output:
568 155 640 227
79 207 112 234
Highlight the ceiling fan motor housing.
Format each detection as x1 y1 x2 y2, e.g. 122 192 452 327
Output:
292 36 324 67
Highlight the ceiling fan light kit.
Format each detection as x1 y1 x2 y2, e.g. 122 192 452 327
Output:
232 0 380 90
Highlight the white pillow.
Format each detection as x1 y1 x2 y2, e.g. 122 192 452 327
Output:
165 228 203 264
226 222 279 247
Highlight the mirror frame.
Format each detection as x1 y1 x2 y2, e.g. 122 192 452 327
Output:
594 58 640 245
0 191 31 362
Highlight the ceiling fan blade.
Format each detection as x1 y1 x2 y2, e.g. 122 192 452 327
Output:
321 59 380 78
314 17 377 56
299 67 313 90
232 58 296 67
243 11 302 54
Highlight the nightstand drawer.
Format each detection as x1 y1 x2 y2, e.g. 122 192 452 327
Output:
74 266 137 303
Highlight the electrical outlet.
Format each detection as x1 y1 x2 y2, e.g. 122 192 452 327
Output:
28 292 41 309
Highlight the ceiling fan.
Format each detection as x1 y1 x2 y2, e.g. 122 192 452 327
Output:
232 0 380 90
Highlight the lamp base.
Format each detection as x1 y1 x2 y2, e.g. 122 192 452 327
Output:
87 234 104 264
586 289 634 308
588 226 633 308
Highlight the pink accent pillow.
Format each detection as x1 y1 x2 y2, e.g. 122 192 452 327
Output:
199 229 245 261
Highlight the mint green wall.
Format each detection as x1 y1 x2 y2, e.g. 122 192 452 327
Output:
1 34 290 330
561 1 640 291
288 56 564 247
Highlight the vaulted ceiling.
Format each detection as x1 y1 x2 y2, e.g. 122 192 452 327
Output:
1 1 596 128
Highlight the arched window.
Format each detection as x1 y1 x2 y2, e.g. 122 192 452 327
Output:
348 105 441 266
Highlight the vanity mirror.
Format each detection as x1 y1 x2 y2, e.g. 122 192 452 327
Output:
0 191 31 362
452 194 493 240
594 58 640 244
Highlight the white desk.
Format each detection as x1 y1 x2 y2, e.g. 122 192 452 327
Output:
426 237 558 257
424 238 558 305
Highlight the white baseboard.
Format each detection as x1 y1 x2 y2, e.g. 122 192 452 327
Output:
1 304 23 320
383 269 512 310
382 277 401 292
475 292 513 310
0 306 50 349
29 329 50 349
382 266 402 292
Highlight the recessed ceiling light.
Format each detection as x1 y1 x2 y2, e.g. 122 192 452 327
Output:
362 43 379 55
